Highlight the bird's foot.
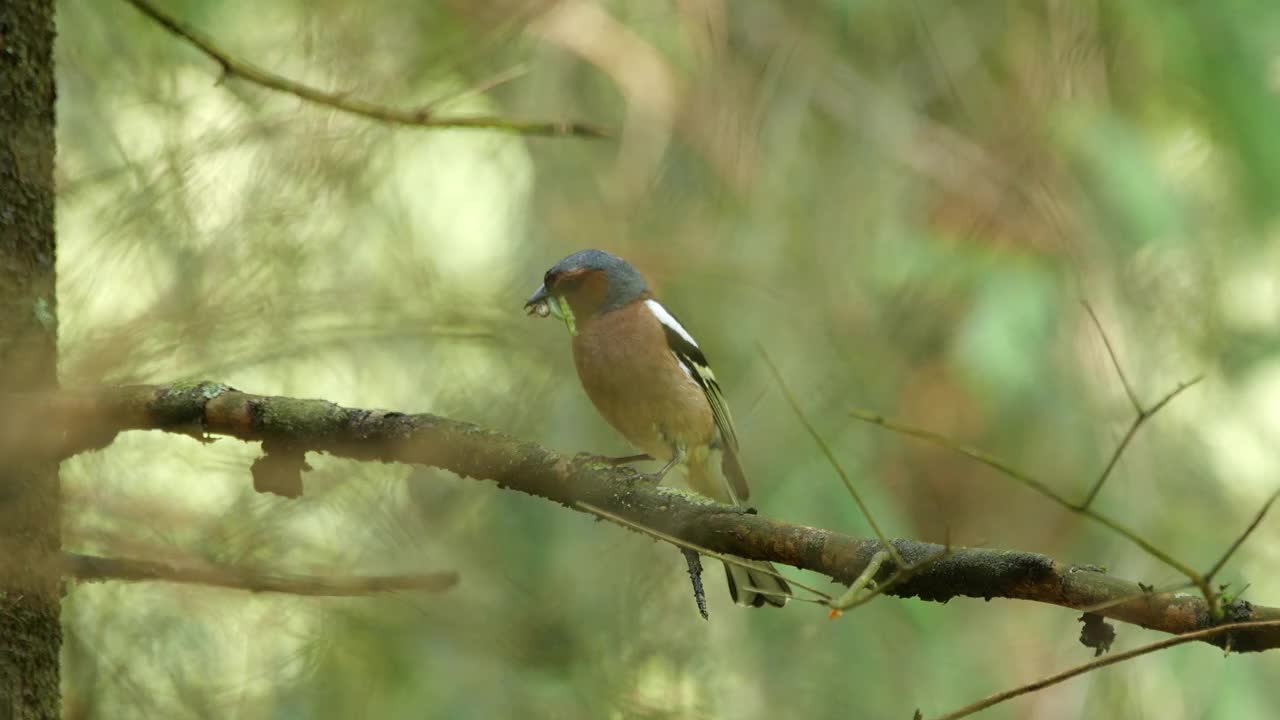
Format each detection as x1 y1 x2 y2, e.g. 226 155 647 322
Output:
601 453 653 466
626 467 669 485
572 451 676 485
572 452 652 470
589 462 663 485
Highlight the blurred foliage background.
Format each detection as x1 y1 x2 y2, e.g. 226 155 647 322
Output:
53 0 1280 717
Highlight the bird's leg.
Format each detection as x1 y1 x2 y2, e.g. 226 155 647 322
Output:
575 447 679 484
603 453 652 465
632 445 683 484
572 452 652 467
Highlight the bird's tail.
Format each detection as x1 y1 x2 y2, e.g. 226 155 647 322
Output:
683 450 791 608
723 557 790 608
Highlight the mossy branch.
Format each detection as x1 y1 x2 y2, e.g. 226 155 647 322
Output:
4 382 1279 652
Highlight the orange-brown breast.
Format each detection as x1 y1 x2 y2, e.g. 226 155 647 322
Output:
571 301 715 461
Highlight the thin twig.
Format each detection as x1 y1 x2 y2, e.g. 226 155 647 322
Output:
1204 487 1280 584
831 544 953 614
1074 581 1194 616
757 350 956 614
1078 303 1203 509
1086 420 1143 507
1080 375 1202 509
578 502 834 603
65 552 458 596
1081 301 1142 413
847 408 1201 581
121 0 609 138
760 347 907 570
924 619 1280 720
829 550 889 616
431 64 530 109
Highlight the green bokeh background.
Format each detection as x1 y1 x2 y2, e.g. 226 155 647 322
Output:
54 1 1280 718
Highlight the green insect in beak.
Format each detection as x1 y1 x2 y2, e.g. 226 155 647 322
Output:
553 296 577 336
524 285 578 336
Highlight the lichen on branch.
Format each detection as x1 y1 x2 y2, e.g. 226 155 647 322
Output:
4 382 1279 652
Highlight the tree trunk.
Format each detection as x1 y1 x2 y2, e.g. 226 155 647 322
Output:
0 0 61 718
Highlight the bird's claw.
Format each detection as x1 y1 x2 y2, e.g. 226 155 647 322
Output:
570 452 670 484
572 451 607 467
572 452 651 468
610 464 662 485
630 469 666 485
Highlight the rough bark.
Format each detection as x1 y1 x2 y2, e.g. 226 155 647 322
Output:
8 383 1280 654
0 0 61 717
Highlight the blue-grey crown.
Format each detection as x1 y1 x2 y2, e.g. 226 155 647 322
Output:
545 249 648 312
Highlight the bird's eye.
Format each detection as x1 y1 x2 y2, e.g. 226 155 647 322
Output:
543 270 557 288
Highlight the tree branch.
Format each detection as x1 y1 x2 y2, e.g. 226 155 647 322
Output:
64 552 458 596
121 0 610 139
925 618 1280 720
9 382 1280 652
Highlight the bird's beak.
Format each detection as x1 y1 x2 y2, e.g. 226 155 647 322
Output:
524 284 560 319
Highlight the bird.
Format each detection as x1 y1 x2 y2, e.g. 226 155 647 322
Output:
524 248 791 608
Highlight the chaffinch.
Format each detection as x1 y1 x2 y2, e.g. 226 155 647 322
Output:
525 249 790 608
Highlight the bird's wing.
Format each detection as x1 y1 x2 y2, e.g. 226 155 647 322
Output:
646 300 750 501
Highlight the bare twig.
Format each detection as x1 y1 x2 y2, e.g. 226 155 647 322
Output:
1205 487 1280 584
829 549 889 615
578 502 834 604
1080 375 1202 510
65 552 458 596
1081 301 1142 413
759 347 907 570
1078 303 1204 509
755 350 955 615
121 0 609 138
431 64 530 109
830 543 952 615
924 619 1280 720
847 408 1201 581
1074 581 1194 616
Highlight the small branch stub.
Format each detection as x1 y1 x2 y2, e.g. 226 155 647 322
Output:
251 438 310 498
682 549 708 620
1079 613 1116 656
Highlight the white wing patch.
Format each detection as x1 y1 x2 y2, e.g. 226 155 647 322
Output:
645 299 699 348
648 298 739 452
671 353 694 378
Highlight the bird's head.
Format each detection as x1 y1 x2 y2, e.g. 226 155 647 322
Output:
524 249 648 335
